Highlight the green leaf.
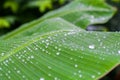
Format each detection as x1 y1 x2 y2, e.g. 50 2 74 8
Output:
112 0 120 2
0 16 16 29
0 18 10 28
2 18 83 40
26 0 52 12
42 0 116 28
0 0 120 80
0 18 120 80
1 0 116 39
59 0 66 5
3 1 19 13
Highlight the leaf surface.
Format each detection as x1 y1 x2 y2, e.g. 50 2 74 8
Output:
1 0 116 40
0 0 119 80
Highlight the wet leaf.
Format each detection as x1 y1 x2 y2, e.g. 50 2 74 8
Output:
0 0 119 80
0 18 120 80
1 0 116 39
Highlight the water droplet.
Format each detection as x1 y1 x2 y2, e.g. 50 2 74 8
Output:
79 74 82 78
91 75 95 78
48 66 52 69
56 52 60 55
118 50 120 54
103 36 106 39
55 46 58 49
48 73 51 76
31 55 34 59
0 67 2 70
54 77 58 80
22 75 25 78
35 47 38 50
74 64 78 68
17 70 20 74
1 53 5 56
40 78 44 80
78 70 81 73
98 72 101 75
89 45 95 49
42 40 45 43
97 39 101 42
8 71 11 73
73 72 77 75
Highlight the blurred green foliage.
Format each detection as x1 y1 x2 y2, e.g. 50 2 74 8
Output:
0 0 68 30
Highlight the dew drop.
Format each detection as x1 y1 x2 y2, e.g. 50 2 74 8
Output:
35 47 38 50
54 77 58 80
40 78 44 80
0 67 2 70
74 64 78 68
89 45 95 49
56 52 60 55
79 74 82 78
31 55 34 59
8 71 11 73
48 73 51 76
1 53 5 56
73 72 77 75
91 75 95 78
118 50 120 54
48 66 52 69
22 75 25 78
78 70 81 73
17 70 20 74
97 39 101 42
98 72 101 75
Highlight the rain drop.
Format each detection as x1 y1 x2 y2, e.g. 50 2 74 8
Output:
79 74 82 78
56 52 60 55
1 53 5 56
91 75 95 78
31 55 34 59
118 50 120 54
17 70 20 74
74 64 78 68
40 78 44 80
89 45 95 49
0 67 2 70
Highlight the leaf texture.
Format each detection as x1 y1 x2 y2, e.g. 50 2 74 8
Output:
0 0 119 80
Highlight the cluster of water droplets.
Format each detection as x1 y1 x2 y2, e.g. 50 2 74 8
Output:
0 30 120 80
